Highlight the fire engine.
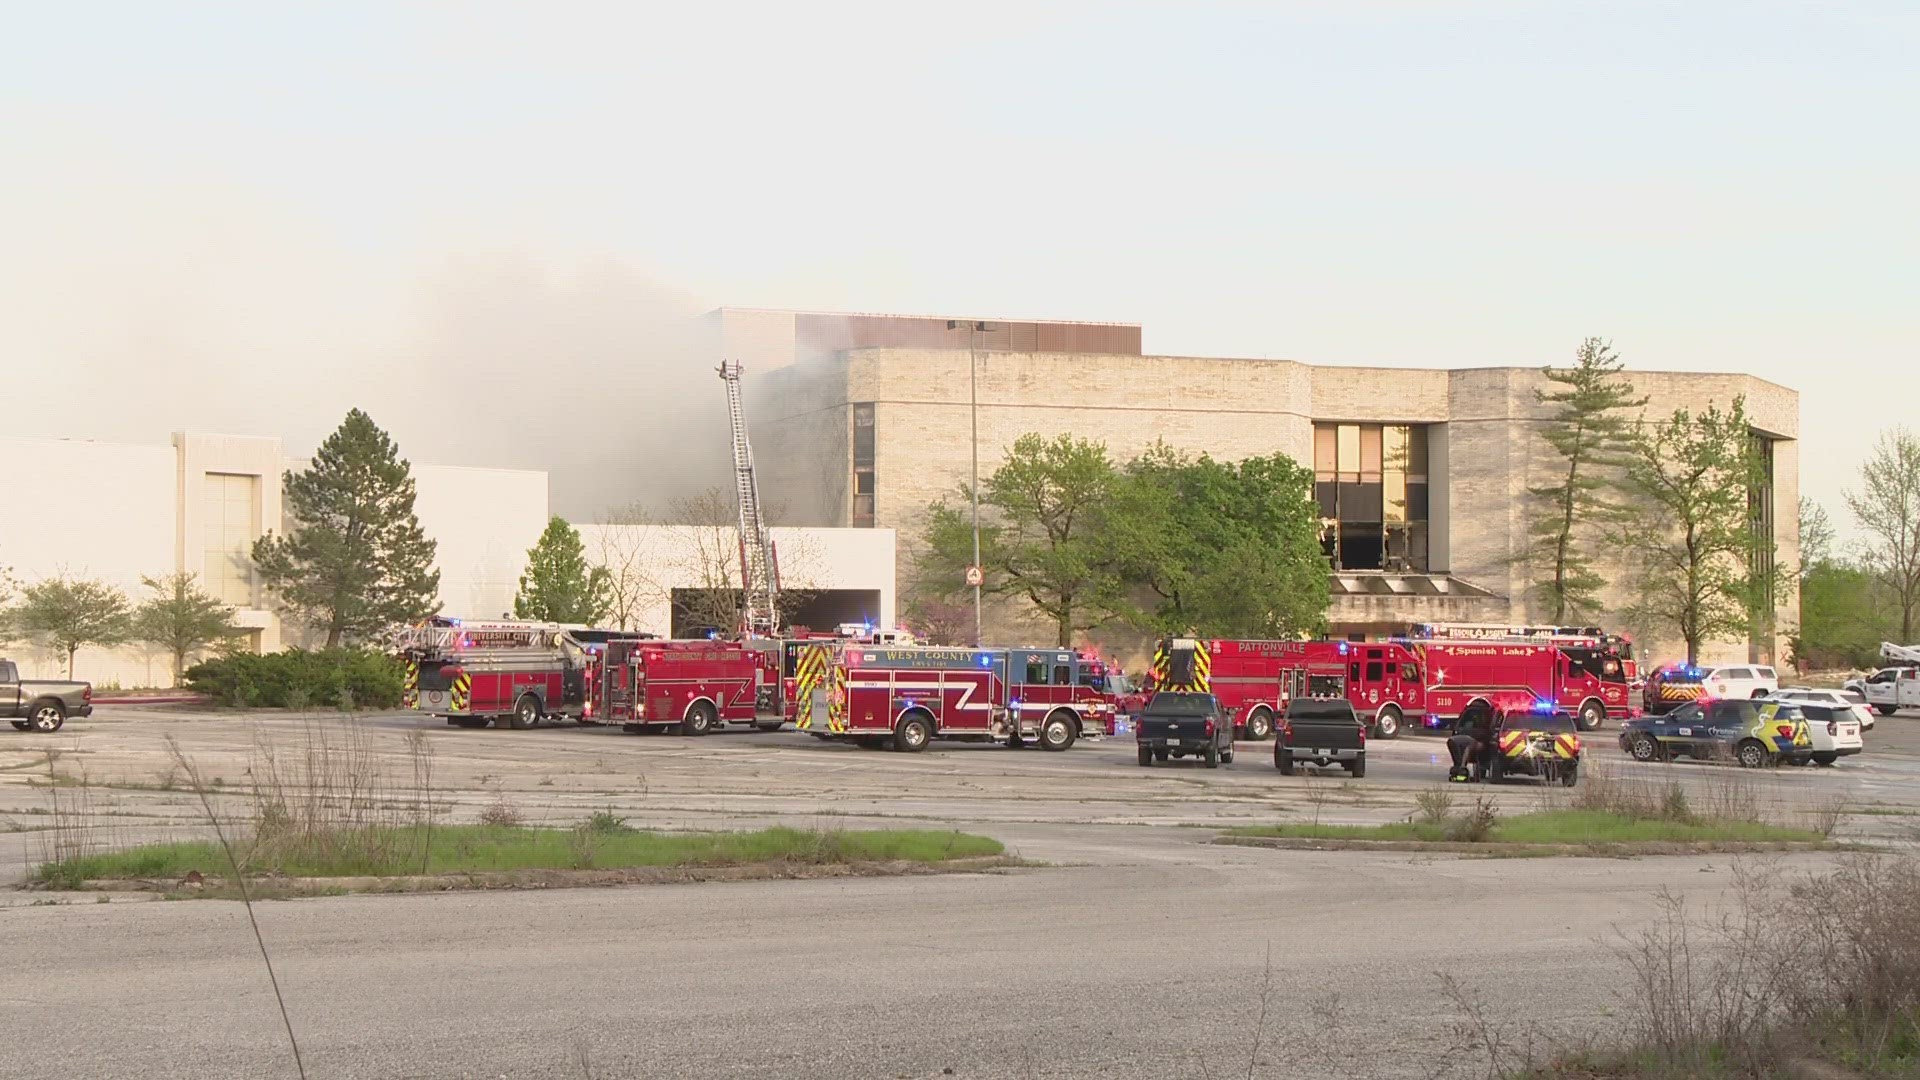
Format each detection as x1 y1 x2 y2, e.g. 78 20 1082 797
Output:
396 618 595 730
1418 639 1631 731
1148 637 1426 739
808 645 1116 752
595 637 788 735
1410 622 1638 681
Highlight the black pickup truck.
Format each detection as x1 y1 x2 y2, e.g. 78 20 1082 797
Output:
1136 692 1235 768
1275 697 1367 777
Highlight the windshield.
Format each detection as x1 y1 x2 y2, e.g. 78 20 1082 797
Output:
1101 672 1136 695
1143 693 1216 716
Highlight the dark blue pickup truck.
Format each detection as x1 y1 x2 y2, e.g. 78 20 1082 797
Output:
1136 691 1235 768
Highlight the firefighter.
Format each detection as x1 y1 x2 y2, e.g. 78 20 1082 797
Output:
1446 702 1497 782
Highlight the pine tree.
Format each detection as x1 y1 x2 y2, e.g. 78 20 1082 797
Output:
514 517 611 624
253 409 441 647
1525 338 1647 622
133 573 242 684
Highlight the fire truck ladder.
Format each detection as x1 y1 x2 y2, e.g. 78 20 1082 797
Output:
719 360 781 637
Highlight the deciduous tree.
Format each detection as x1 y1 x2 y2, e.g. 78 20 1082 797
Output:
133 572 242 684
1106 444 1328 639
1523 338 1647 621
12 575 132 678
252 409 442 647
514 517 611 624
1846 427 1920 642
1616 397 1777 664
921 434 1120 646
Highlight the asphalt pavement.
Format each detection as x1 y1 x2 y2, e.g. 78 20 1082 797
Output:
0 706 1914 1078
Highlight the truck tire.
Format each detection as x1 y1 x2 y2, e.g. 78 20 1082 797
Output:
1629 733 1662 762
755 721 785 733
1736 739 1770 769
1487 755 1506 783
1577 701 1605 732
1039 712 1077 752
1275 748 1295 775
28 700 66 734
1137 744 1153 767
1346 754 1366 779
1203 744 1219 769
1222 744 1235 764
508 695 541 730
893 712 932 753
1812 752 1837 766
450 717 488 729
682 702 718 737
1372 705 1401 740
1560 761 1579 787
1244 708 1275 742
1876 704 1898 717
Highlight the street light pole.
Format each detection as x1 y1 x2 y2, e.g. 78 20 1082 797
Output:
949 319 993 646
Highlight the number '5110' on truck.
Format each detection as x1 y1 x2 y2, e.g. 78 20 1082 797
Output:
0 658 93 733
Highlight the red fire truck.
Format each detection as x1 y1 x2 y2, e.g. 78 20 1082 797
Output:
1149 637 1427 739
597 637 786 735
815 645 1116 752
1417 639 1631 731
1410 623 1638 682
397 618 596 730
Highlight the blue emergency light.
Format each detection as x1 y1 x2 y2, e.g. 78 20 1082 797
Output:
1533 699 1556 714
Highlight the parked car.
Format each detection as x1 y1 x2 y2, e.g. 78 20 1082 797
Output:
1136 692 1234 768
1701 665 1779 700
0 659 93 733
1617 699 1810 768
1842 667 1920 718
1275 697 1366 777
1767 687 1876 731
1785 702 1863 766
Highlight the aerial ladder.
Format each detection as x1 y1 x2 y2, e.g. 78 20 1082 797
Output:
1880 642 1920 666
718 360 781 637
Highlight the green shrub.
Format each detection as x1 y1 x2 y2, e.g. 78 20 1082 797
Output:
184 648 405 710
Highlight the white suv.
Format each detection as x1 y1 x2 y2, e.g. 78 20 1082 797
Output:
1768 687 1876 732
1704 665 1778 701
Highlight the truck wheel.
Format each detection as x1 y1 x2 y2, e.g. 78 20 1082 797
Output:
1222 745 1235 765
1372 706 1402 740
1812 752 1837 766
1629 734 1661 762
755 721 785 733
1560 762 1579 787
1346 755 1366 779
1876 704 1898 717
29 701 66 734
452 717 489 729
1244 709 1274 742
1736 739 1769 769
509 695 541 730
1577 701 1605 732
1487 756 1506 783
682 702 717 737
1275 749 1295 775
1137 744 1153 767
893 713 932 753
1203 744 1219 769
1039 712 1077 752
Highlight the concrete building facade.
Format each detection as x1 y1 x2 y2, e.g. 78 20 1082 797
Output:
734 310 1799 666
0 432 898 688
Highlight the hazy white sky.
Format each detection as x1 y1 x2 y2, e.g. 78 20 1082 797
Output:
3 2 1913 533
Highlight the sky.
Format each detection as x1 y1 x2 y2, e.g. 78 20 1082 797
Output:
3 2 1913 533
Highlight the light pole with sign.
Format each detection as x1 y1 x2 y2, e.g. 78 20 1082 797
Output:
948 320 994 646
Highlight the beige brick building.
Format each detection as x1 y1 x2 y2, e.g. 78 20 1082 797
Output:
726 309 1798 666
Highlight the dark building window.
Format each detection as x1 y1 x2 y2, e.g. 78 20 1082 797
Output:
1313 422 1430 572
852 403 875 528
1749 434 1776 613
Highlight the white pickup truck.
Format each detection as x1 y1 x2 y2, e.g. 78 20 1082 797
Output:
1844 652 1920 717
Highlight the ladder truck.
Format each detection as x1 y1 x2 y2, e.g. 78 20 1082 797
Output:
718 360 781 638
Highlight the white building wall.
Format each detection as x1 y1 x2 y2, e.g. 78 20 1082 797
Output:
575 522 896 638
0 437 178 686
391 464 549 624
1 433 552 686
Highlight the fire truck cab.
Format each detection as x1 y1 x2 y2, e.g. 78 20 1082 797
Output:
397 618 595 730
